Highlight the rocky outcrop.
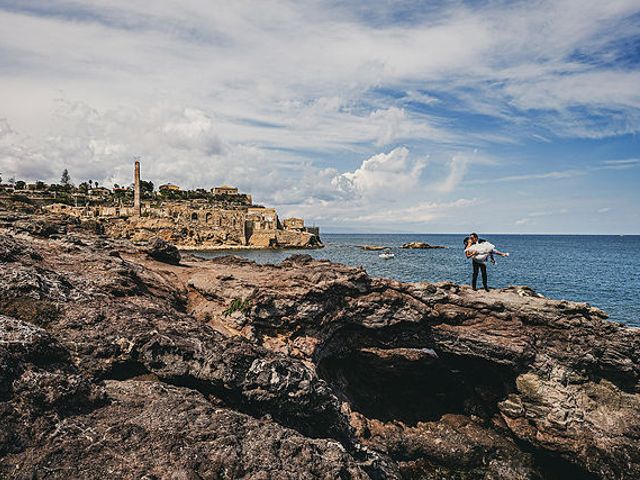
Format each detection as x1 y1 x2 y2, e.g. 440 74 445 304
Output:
401 241 446 249
146 236 181 264
0 316 372 479
0 209 638 480
178 255 640 479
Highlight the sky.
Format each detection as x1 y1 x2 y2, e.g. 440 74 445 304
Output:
0 0 639 234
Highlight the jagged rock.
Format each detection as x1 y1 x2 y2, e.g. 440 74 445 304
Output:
179 255 640 479
0 316 105 457
13 216 75 237
401 241 446 249
0 210 639 480
146 236 181 264
1 380 373 480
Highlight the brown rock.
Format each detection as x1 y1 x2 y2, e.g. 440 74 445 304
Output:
401 241 446 249
0 209 638 480
146 236 181 264
360 245 388 251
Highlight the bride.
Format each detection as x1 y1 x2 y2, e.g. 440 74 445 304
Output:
465 237 509 264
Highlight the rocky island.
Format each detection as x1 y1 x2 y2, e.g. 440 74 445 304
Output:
1 206 638 480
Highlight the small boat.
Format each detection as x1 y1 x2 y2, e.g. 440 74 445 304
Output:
379 252 395 259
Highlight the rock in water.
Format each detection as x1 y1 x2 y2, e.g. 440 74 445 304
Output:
146 236 181 264
361 245 388 251
401 241 446 249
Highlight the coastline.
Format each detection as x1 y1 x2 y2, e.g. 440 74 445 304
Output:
1 210 639 480
178 243 325 252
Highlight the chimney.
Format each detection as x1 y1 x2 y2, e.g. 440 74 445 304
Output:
134 160 141 216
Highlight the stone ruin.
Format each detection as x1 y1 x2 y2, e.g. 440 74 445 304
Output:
44 162 322 249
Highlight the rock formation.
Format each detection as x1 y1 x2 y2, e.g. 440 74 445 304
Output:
401 241 446 249
361 245 388 251
1 208 638 480
146 236 181 264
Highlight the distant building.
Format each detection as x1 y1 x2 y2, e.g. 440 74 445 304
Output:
44 160 321 249
212 185 239 196
159 183 181 192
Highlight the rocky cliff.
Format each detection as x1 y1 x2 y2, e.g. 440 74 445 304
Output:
103 215 322 250
0 209 638 480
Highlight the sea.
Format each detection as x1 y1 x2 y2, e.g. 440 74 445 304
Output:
196 234 640 327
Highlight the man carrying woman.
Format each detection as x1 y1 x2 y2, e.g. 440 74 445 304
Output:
464 233 509 291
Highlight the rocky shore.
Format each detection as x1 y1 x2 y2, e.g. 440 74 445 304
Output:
1 208 639 479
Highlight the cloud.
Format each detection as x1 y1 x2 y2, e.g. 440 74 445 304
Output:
602 158 640 169
467 168 587 185
369 107 406 146
0 118 15 139
0 1 639 232
436 155 470 193
527 208 568 217
332 147 427 199
515 208 569 226
162 109 224 155
344 198 479 224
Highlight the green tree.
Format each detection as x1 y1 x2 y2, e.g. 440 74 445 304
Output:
61 169 71 187
78 182 89 193
15 180 25 190
140 180 154 193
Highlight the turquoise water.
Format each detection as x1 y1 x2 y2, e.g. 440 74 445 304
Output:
196 234 640 327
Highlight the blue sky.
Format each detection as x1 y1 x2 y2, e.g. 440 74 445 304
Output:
0 0 639 233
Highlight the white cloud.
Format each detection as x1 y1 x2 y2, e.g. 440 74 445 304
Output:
332 147 427 199
436 155 470 193
0 119 14 139
467 168 587 185
162 109 224 155
369 107 406 146
602 158 640 169
343 198 479 224
0 1 638 232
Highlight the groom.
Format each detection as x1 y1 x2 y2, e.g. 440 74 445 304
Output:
465 232 488 291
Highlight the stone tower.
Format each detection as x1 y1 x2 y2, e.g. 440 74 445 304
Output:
134 160 141 216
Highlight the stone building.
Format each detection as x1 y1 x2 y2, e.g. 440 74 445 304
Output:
212 185 239 195
46 197 318 249
283 218 305 231
159 183 181 192
44 162 321 249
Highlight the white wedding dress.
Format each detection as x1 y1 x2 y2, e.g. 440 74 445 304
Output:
465 241 496 262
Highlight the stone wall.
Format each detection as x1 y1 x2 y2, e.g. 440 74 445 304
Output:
105 208 247 247
283 217 305 230
45 201 321 249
